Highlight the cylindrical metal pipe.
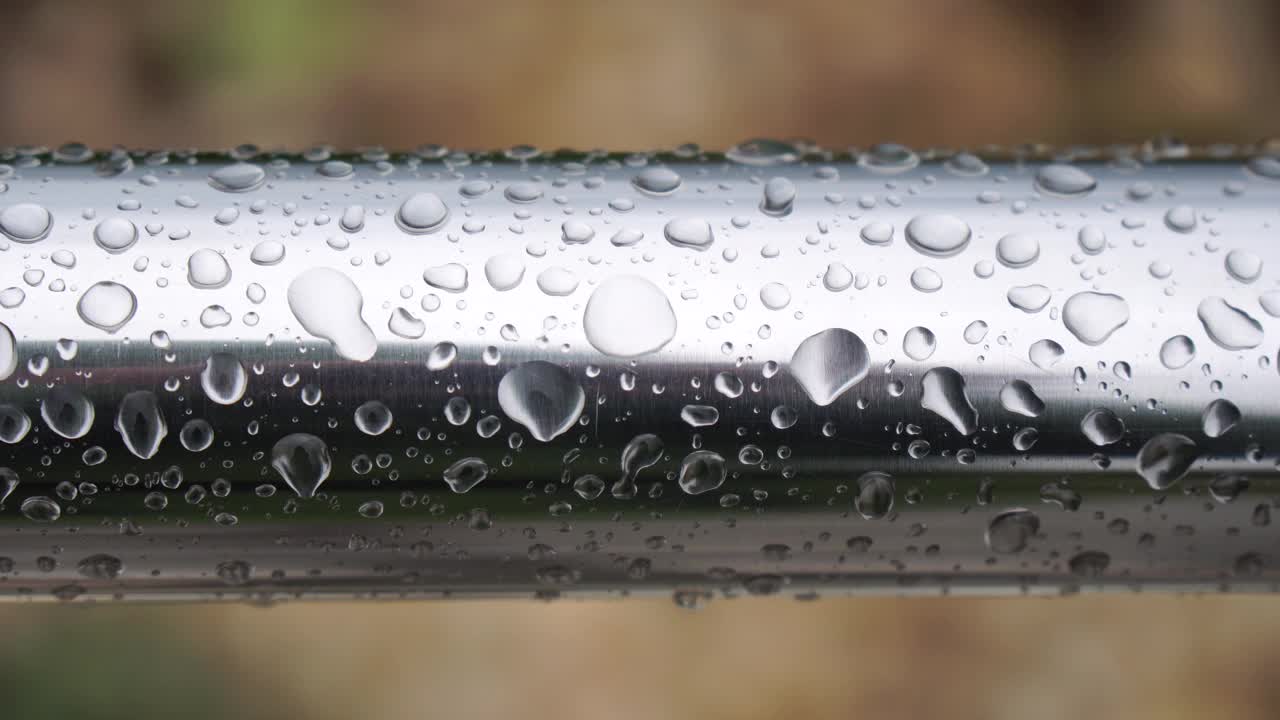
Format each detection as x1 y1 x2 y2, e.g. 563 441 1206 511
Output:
0 142 1277 602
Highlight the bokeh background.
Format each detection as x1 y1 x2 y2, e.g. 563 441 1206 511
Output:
3 0 1280 718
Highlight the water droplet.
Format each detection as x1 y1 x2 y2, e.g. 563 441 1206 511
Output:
759 177 796 216
613 434 664 498
1028 339 1064 369
179 418 214 452
1225 249 1263 283
271 434 331 498
536 267 578 296
1062 291 1129 345
583 275 676 358
1136 433 1199 491
788 328 870 406
250 240 286 266
0 404 31 444
340 204 365 233
1201 398 1241 438
504 182 543 203
631 167 682 196
0 203 53 243
41 385 94 439
1077 225 1106 255
985 509 1040 553
498 361 585 442
200 352 248 405
288 267 377 361
1080 408 1125 446
422 263 468 293
1035 164 1096 196
354 400 393 436
93 217 137 254
187 248 231 289
442 457 489 494
999 380 1045 417
484 254 525 291
859 143 919 172
1006 284 1051 313
114 391 166 459
396 192 450 234
444 396 471 426
426 342 458 371
1164 205 1196 233
944 152 988 176
1159 335 1196 369
1209 474 1248 504
995 233 1040 268
920 367 978 435
77 281 137 333
860 221 894 246
680 405 720 427
823 262 853 291
1012 427 1039 451
910 267 943 293
904 214 971 257
1068 551 1110 578
854 471 895 519
726 138 798 166
677 450 726 495
1197 296 1263 350
208 163 265 193
388 307 426 339
963 320 989 344
759 282 791 310
0 468 17 504
902 326 937 361
714 372 744 398
561 220 595 245
0 323 14 382
21 496 61 523
663 218 714 251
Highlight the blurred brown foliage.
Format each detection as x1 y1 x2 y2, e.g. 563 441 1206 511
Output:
2 1 1280 718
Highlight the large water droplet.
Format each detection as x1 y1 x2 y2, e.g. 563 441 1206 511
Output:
823 263 853 291
1080 408 1125 446
200 352 248 405
41 385 95 439
920 367 978 435
985 509 1040 553
1062 291 1129 345
0 404 31 444
188 249 231 289
999 380 1045 417
759 177 796 216
179 418 214 452
536 267 578 296
902 326 937 361
498 361 585 442
995 233 1040 268
726 138 798 166
484 254 525 291
442 458 490 494
1007 284 1052 313
208 163 265 193
288 267 377 362
904 214 971 257
1201 398 1241 438
250 240 286 266
1136 433 1199 490
1035 164 1096 196
663 218 714 251
1225 249 1263 283
858 143 919 172
677 450 726 495
788 328 870 407
759 282 791 310
632 167 682 196
93 217 137 254
1197 296 1263 350
396 192 450 234
388 307 425 339
114 391 167 459
0 203 53 242
426 342 458 371
77 281 137 333
271 434 331 498
854 471 895 519
1028 339 1065 369
354 400 393 436
0 322 15 381
583 275 676 358
423 263 468 293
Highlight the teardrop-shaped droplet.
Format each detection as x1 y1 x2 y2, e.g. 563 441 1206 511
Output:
999 380 1045 418
270 433 331 498
200 352 248 405
497 361 585 442
920 367 978 435
788 328 870 407
114 390 167 459
612 434 664 499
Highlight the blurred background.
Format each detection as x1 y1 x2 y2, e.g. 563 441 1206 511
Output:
2 0 1280 717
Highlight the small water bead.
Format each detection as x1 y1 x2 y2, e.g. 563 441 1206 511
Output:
995 233 1040 268
681 405 720 428
789 328 870 406
860 221 894 246
536 267 579 296
442 457 489 494
1034 164 1097 196
1159 335 1196 369
179 418 214 452
1197 297 1263 350
631 167 682 196
759 282 791 310
1080 408 1125 446
422 263 468 293
497 361 585 442
484 254 526 291
902 326 937 361
396 192 450 233
909 267 943 293
77 281 137 333
663 218 714 251
271 433 331 499
250 240 286 266
287 267 377 362
1136 433 1199 490
354 400 394 436
1201 398 1241 438
985 509 1040 553
904 214 971 257
0 203 53 243
114 391 167 459
759 177 796 216
1062 291 1129 346
854 471 895 519
93 217 138 254
1225 249 1263 283
999 380 1045 417
583 275 677 358
677 450 727 495
208 163 265 192
200 352 248 405
41 385 95 439
1163 205 1196 233
1007 284 1051 313
920 367 979 436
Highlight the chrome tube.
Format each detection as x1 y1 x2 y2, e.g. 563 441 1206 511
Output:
0 142 1277 602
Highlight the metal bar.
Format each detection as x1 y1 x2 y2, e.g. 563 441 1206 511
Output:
0 141 1277 602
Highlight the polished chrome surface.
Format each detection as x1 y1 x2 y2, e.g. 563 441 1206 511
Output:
0 143 1278 602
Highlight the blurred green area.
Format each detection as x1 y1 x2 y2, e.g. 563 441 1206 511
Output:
3 1 1280 718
